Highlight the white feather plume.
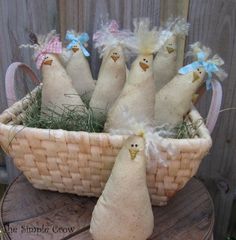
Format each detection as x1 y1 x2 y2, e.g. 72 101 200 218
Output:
19 30 59 61
157 17 190 48
186 42 228 81
93 19 133 58
126 18 161 55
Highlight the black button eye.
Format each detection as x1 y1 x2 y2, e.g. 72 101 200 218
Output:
135 144 138 147
145 60 148 63
131 144 134 147
143 58 146 61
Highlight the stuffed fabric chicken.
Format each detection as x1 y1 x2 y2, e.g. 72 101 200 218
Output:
64 31 95 99
105 19 163 131
90 135 154 240
21 31 86 116
153 18 190 92
89 20 130 117
154 42 227 128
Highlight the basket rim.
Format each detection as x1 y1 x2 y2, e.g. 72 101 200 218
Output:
0 113 212 145
0 86 212 147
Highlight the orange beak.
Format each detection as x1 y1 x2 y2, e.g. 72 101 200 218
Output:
111 55 119 62
192 72 200 82
139 62 149 71
72 46 79 53
43 59 53 66
166 47 175 54
129 149 139 160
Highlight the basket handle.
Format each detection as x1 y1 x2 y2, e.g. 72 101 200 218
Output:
206 80 223 133
5 62 40 107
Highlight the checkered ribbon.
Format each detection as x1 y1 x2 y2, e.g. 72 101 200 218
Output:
35 36 62 69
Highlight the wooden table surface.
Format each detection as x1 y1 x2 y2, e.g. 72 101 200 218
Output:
0 175 214 240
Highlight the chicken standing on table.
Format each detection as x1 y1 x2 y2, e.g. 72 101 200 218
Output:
90 135 154 240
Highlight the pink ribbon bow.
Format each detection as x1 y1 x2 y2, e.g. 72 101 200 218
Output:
93 20 121 42
107 20 119 33
35 36 62 69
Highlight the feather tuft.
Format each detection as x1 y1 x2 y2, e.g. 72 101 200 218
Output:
20 30 57 50
131 18 160 55
157 17 190 48
93 19 133 58
29 32 39 45
20 30 60 61
172 17 190 36
66 29 78 37
186 41 211 60
185 42 228 82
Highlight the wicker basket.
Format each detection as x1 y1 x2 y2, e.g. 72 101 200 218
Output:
0 63 222 206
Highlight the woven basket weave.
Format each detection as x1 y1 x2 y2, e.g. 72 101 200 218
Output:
0 63 221 206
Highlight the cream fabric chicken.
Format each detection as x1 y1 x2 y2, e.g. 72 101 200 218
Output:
154 42 227 128
153 18 190 92
105 19 162 131
154 69 205 127
64 31 95 99
21 31 86 116
90 135 154 240
89 20 130 117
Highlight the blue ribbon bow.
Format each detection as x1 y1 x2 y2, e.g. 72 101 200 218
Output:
66 32 90 57
178 52 219 90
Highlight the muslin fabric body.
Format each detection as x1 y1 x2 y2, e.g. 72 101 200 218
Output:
90 45 126 117
90 135 154 240
154 69 205 127
41 53 86 115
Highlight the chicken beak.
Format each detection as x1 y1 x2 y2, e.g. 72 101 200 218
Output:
72 46 79 53
43 59 53 66
192 72 200 82
111 55 119 62
166 47 175 54
139 62 149 72
129 149 139 160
